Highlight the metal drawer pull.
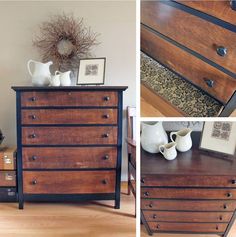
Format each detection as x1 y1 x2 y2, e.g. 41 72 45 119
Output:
232 180 236 184
216 225 219 230
31 156 37 161
219 216 223 221
31 115 36 120
104 96 110 101
149 203 153 208
4 155 12 164
5 173 14 181
144 191 149 197
103 133 109 138
141 178 145 184
103 114 110 119
216 46 227 57
31 97 36 102
29 134 36 138
227 193 232 198
102 179 107 185
103 155 109 160
32 180 37 185
153 214 157 219
223 204 227 209
156 224 160 229
204 78 214 88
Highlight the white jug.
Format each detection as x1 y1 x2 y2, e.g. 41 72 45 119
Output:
56 70 71 86
170 128 192 152
159 142 177 161
141 121 168 153
27 60 53 86
49 73 60 86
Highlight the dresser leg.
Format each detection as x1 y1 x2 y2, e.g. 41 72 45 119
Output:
115 199 120 209
18 201 24 209
219 91 236 117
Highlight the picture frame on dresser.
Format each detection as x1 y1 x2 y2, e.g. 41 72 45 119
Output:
200 122 236 156
77 58 106 85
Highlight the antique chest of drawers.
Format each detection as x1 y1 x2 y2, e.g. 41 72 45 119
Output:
141 132 236 236
141 0 236 116
0 147 17 201
12 86 127 209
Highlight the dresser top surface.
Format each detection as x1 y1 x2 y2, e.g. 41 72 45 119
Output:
141 132 236 176
11 86 128 92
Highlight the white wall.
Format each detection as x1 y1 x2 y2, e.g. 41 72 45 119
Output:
0 1 136 180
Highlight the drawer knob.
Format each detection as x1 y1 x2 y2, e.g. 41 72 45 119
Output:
103 133 109 138
156 224 160 229
216 46 227 57
219 216 223 221
102 179 107 185
141 178 145 184
216 225 219 230
103 114 110 119
149 203 153 208
223 204 228 209
31 155 37 161
153 214 157 219
30 134 36 138
104 96 110 101
103 155 109 160
144 191 149 197
32 180 37 185
232 180 236 184
31 115 36 120
204 78 214 88
227 193 232 198
31 97 36 102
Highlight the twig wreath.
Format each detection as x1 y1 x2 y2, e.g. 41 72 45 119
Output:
33 13 99 71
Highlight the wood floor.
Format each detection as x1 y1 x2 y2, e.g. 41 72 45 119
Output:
0 184 135 237
141 222 236 237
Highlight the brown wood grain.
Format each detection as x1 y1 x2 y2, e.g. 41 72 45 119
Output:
141 199 236 212
143 210 233 223
21 109 118 125
21 91 118 107
0 171 16 186
141 1 236 74
141 25 236 103
141 187 236 200
141 174 236 188
22 147 117 169
148 221 227 233
23 171 116 194
176 0 236 25
22 126 117 145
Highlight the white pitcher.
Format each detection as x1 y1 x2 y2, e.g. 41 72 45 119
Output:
56 70 71 86
49 73 60 86
159 142 177 161
141 121 168 153
27 60 53 86
170 128 192 152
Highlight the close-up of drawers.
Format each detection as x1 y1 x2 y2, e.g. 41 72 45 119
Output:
141 132 236 236
12 86 127 209
141 0 236 117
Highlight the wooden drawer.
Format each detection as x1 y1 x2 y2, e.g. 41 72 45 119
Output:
141 1 236 74
22 126 117 145
21 91 118 107
0 148 16 170
148 221 227 233
141 174 236 188
142 188 236 200
143 210 232 223
141 199 236 212
141 25 236 103
0 171 16 186
22 147 117 169
23 171 116 194
0 188 16 202
21 109 118 125
176 1 236 25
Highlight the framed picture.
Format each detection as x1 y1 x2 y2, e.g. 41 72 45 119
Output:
200 121 236 156
77 58 106 85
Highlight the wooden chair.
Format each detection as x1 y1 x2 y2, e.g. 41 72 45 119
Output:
126 106 136 216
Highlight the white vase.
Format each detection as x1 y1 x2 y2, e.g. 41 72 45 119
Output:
141 122 168 153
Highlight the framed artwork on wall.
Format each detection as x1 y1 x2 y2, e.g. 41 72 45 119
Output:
200 121 236 156
77 58 106 85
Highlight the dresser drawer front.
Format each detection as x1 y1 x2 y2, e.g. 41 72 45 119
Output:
22 127 117 145
148 221 227 233
141 25 236 103
21 109 118 125
21 91 118 107
0 188 16 201
142 188 236 200
141 174 236 188
141 1 236 74
0 171 16 186
22 147 117 169
0 149 16 170
23 171 116 194
143 210 232 223
141 199 236 212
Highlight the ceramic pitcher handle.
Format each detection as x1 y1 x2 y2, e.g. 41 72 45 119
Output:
170 132 177 142
159 145 165 155
27 60 35 77
55 70 61 75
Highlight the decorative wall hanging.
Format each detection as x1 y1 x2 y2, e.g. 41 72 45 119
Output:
200 122 236 156
77 58 106 85
33 13 99 72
